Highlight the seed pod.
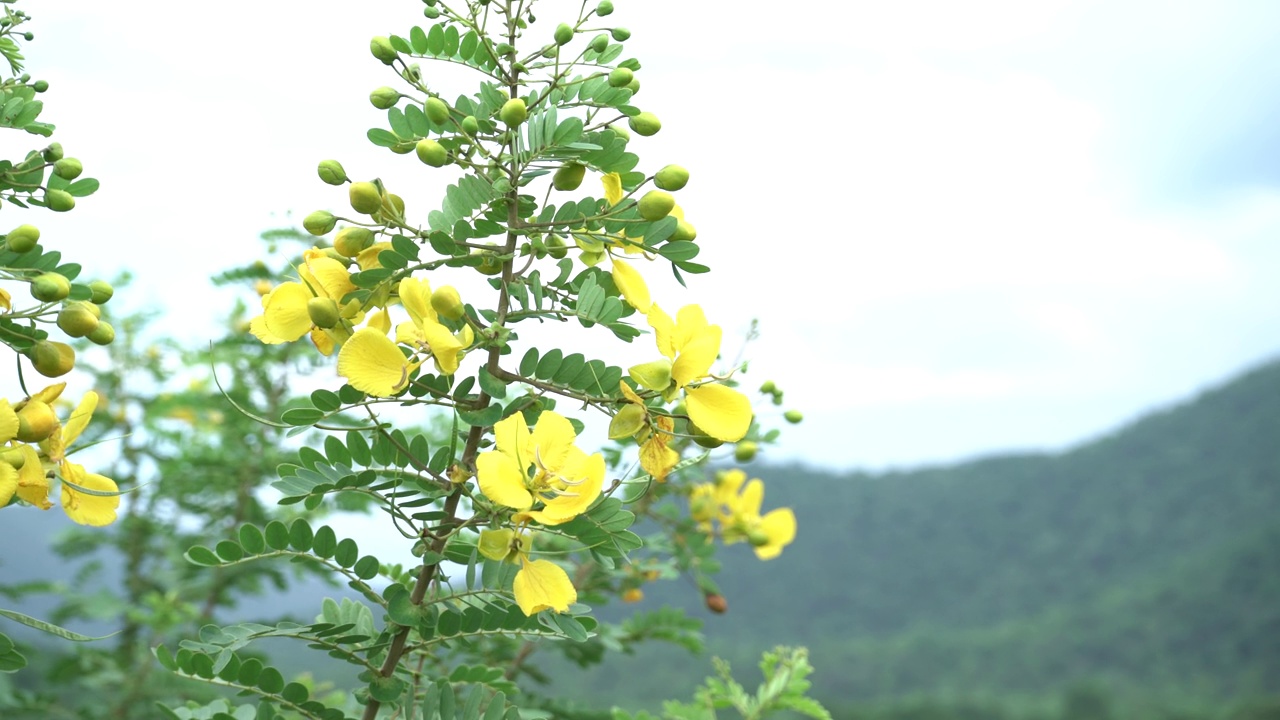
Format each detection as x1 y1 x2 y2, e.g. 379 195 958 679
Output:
28 340 75 378
637 190 675 221
369 86 399 109
303 210 337 236
552 162 585 191
608 67 633 88
430 285 465 321
56 303 100 338
415 139 449 167
317 160 348 186
86 321 115 346
30 272 70 302
15 399 58 442
349 182 382 215
499 98 527 128
52 158 83 181
425 97 450 125
370 36 397 65
6 224 39 253
45 189 75 212
628 112 661 137
307 297 341 329
554 23 574 46
334 227 376 257
654 164 689 191
88 280 114 305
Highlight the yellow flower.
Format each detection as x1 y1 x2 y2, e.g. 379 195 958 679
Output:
643 304 752 442
476 411 604 525
250 254 358 356
719 471 795 560
477 528 577 615
393 277 472 375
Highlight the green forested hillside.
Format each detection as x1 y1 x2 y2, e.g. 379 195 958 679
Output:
557 358 1280 714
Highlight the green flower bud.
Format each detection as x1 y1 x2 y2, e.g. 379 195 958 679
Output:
317 159 348 185
608 67 633 88
430 285 465 320
461 115 479 135
0 448 24 469
495 42 516 57
6 224 39 253
415 139 449 167
747 528 771 547
637 190 675 221
545 233 569 259
759 380 777 394
390 140 415 155
28 340 75 378
42 143 63 162
349 182 382 215
611 27 631 41
88 279 114 305
784 410 804 424
626 77 640 94
56 302 100 338
307 297 341 329
628 111 661 136
86 321 115 346
609 124 631 142
334 226 376 257
608 403 647 439
554 23 574 46
425 96 450 125
655 164 689 191
31 272 70 302
499 98 527 128
370 36 397 65
369 86 400 110
671 220 697 242
590 34 608 53
52 158 82 181
303 210 337 236
16 399 59 441
45 189 75 212
597 1 614 17
552 162 586 191
688 420 723 449
32 80 48 93
734 441 758 463
423 5 441 18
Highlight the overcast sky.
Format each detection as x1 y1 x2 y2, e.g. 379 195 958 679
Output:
14 0 1280 471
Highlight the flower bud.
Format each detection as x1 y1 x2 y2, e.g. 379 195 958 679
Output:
28 340 75 378
317 159 348 186
784 410 804 424
461 115 479 135
56 303 100 338
52 158 83 181
747 528 771 547
0 448 24 469
759 380 777 394
6 224 39 253
704 593 728 614
303 210 337 236
637 190 675 221
554 23 574 46
430 285 465 321
16 399 58 442
416 139 449 167
589 34 608 53
45 189 75 212
654 164 689 191
671 220 697 242
425 97 450 125
626 77 640 94
32 80 48 93
608 67 633 88
423 5 441 19
734 441 758 463
369 86 400 110
88 280 114 305
478 528 516 562
552 162 585 191
42 143 63 162
334 226 376 257
499 98 527 128
611 27 631 41
545 234 569 259
622 588 643 603
87 321 115 346
307 297 341 329
30 272 70 302
628 112 661 137
370 36 397 65
349 182 382 215
688 420 723 449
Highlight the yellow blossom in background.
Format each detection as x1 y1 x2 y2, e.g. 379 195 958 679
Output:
717 470 795 560
476 410 604 525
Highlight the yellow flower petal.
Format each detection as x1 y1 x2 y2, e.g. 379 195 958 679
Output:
0 461 17 506
398 276 436 327
31 383 66 405
262 282 314 342
529 450 603 524
602 172 623 206
493 413 532 476
673 305 709 350
311 327 337 356
357 242 393 271
337 328 411 397
619 380 644 405
367 308 392 334
59 463 120 527
61 392 97 447
640 437 679 483
611 258 651 314
304 256 356 301
528 411 575 475
755 508 796 560
250 315 288 344
476 451 534 511
647 304 677 360
738 479 764 517
15 444 50 509
513 558 576 615
685 384 752 442
671 325 721 388
0 400 18 445
0 287 10 311
419 318 465 375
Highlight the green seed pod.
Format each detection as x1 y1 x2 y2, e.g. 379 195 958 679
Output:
608 67 633 88
31 272 70 302
637 190 675 221
425 97 450 125
590 34 608 52
86 321 115 346
6 224 39 253
784 410 804 424
28 340 75 378
15 399 59 441
32 80 48 93
88 279 114 305
545 233 568 259
552 162 586 191
45 189 75 212
655 164 690 191
52 158 82 181
461 115 479 135
334 226 376 257
611 27 631 41
317 159 348 186
370 36 397 65
734 441 759 463
56 303 100 338
42 143 63 162
554 23 574 46
349 182 382 215
597 1 614 16
671 220 697 242
369 86 400 109
430 285 465 321
303 210 337 236
499 98 527 128
416 139 449 167
307 297 341 329
628 112 661 136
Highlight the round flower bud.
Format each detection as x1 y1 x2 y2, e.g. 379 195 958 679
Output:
349 182 382 215
637 190 675 221
52 158 83 181
423 5 441 18
28 340 75 378
545 233 568 259
0 448 25 469
554 23 574 46
6 224 39 253
303 210 337 236
369 86 400 110
15 399 58 442
552 162 585 191
611 27 631 41
733 441 758 463
88 280 114 305
608 67 633 88
416 139 449 167
430 285 465 321
589 34 608 53
609 124 631 142
499 98 527 128
687 420 724 449
45 189 75 212
378 193 406 223
626 77 640 94
317 159 348 186
784 409 804 424
425 97 450 125
759 380 778 394
307 297 341 329
671 220 697 242
334 226 376 257
628 112 661 137
597 1 614 16
747 528 771 547
42 143 63 162
622 588 643 603
704 593 728 614
30 272 70 302
57 303 100 338
461 115 479 135
472 249 503 275
370 36 397 65
654 164 689 191
86 321 115 346
32 80 48 93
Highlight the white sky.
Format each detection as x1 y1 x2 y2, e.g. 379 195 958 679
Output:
15 0 1280 471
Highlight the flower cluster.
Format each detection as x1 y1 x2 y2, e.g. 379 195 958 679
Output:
690 469 795 560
